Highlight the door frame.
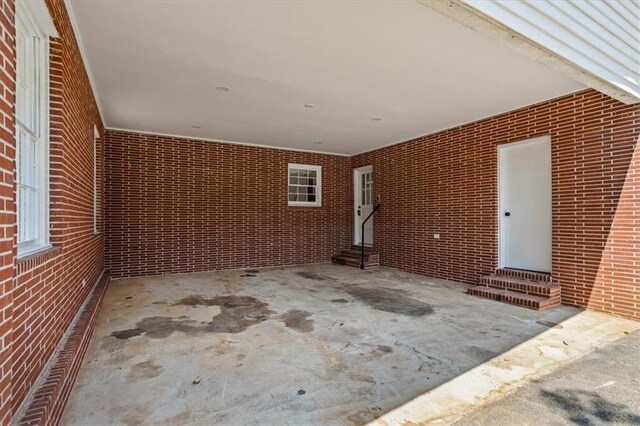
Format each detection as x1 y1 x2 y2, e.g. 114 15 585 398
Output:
353 165 373 246
497 135 552 272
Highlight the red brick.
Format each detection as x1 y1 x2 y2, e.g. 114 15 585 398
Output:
353 90 639 320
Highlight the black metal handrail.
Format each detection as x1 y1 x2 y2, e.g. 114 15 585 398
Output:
360 203 381 269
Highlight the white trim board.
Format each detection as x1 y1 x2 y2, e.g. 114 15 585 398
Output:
22 0 58 37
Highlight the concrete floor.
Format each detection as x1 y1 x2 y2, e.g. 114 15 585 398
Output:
456 330 640 426
61 264 627 425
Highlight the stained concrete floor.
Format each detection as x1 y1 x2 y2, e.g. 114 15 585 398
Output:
62 264 610 425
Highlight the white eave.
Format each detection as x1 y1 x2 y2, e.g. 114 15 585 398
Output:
422 0 640 105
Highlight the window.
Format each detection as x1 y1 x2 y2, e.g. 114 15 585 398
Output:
93 126 100 234
16 3 50 256
288 164 322 207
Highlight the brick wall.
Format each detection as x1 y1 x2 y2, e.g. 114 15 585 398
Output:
105 130 352 278
18 272 110 425
352 89 639 320
0 1 15 423
0 0 106 422
0 2 634 423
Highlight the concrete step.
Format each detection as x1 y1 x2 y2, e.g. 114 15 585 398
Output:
479 274 560 298
467 286 560 310
331 255 379 268
495 268 551 283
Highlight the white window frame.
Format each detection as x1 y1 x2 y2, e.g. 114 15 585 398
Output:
15 2 51 257
93 126 100 234
287 163 322 207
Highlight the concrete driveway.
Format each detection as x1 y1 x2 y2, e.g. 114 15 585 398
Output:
456 330 640 426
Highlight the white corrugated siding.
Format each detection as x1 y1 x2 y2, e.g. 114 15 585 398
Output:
464 0 640 101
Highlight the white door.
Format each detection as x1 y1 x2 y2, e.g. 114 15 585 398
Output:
499 136 552 273
354 166 374 246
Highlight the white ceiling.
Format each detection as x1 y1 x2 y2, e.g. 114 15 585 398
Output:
68 0 583 155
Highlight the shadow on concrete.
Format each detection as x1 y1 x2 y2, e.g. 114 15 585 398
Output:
541 389 640 425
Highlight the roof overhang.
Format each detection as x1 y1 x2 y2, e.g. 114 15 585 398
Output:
420 0 639 105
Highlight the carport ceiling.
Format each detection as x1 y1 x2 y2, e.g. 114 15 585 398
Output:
68 0 583 155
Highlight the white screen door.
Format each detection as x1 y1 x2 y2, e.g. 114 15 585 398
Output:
499 136 552 273
354 166 373 246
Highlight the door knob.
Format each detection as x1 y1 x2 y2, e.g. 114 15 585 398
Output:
505 212 511 217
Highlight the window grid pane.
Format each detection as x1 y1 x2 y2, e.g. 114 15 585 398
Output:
359 172 373 205
18 186 38 243
288 165 320 205
16 21 41 136
15 6 47 254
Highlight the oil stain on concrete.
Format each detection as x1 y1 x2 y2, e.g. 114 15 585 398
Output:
111 294 318 338
111 327 145 340
111 294 274 338
463 345 500 362
137 316 202 338
297 271 333 281
177 295 274 333
280 309 314 333
345 286 433 316
374 345 393 354
127 359 163 380
536 320 564 329
346 407 383 425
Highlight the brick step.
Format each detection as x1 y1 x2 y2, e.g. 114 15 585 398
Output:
331 255 379 268
495 268 551 283
467 286 560 310
479 274 560 297
340 249 379 261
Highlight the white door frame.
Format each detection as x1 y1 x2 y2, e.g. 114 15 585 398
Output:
498 135 552 272
353 165 373 246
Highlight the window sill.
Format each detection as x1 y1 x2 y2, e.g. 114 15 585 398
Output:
17 245 62 275
288 203 322 208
